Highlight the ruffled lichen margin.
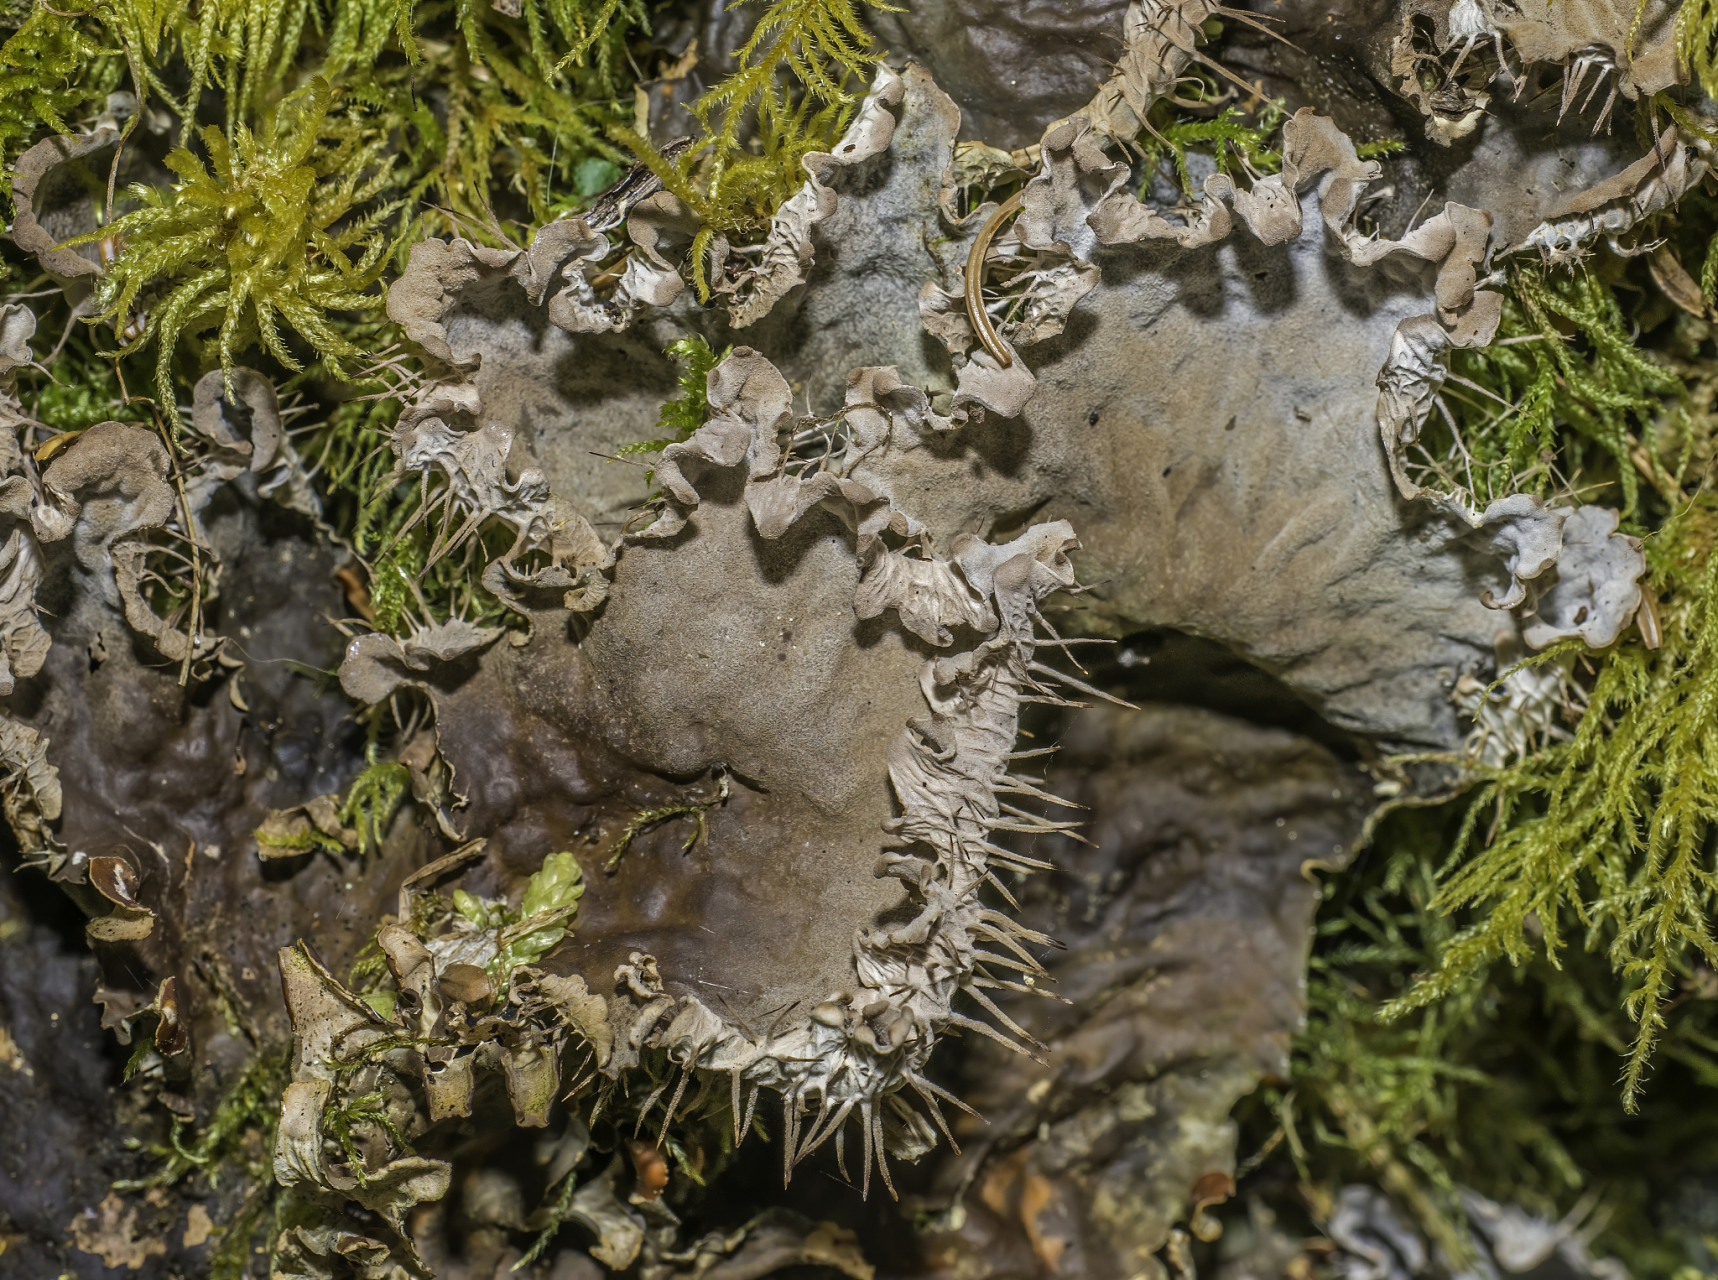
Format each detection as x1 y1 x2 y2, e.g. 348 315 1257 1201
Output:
318 294 1110 1206
263 23 1686 1260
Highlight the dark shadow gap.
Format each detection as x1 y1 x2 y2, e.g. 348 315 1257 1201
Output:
1034 626 1364 761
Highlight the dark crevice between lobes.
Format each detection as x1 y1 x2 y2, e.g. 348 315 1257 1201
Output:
1030 627 1365 761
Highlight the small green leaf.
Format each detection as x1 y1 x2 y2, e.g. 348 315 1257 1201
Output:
453 888 490 927
521 850 585 918
504 924 568 970
573 156 621 198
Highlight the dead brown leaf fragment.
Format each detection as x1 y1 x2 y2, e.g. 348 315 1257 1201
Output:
1189 1169 1236 1242
182 1203 214 1248
1650 246 1712 319
85 856 156 942
68 1193 167 1271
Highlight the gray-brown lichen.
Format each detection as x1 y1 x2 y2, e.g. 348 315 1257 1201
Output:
254 24 1679 1263
329 332 1099 1199
0 1 1703 1275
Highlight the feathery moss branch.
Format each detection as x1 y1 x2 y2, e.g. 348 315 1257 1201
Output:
70 77 399 405
0 7 118 197
1384 503 1718 1109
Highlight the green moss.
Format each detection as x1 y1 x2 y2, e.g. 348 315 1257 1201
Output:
613 335 731 490
0 9 118 198
1137 94 1288 197
120 1048 289 1190
375 520 515 633
654 335 728 439
1434 265 1685 516
71 78 401 406
306 387 399 547
1244 796 1718 1276
613 0 900 298
1254 809 1577 1262
517 1167 582 1268
1383 505 1718 1108
26 330 149 434
322 1087 412 1185
253 755 412 856
418 0 638 234
603 801 710 872
1679 0 1718 104
1129 79 1405 211
602 772 728 872
345 896 409 1018
341 758 410 855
